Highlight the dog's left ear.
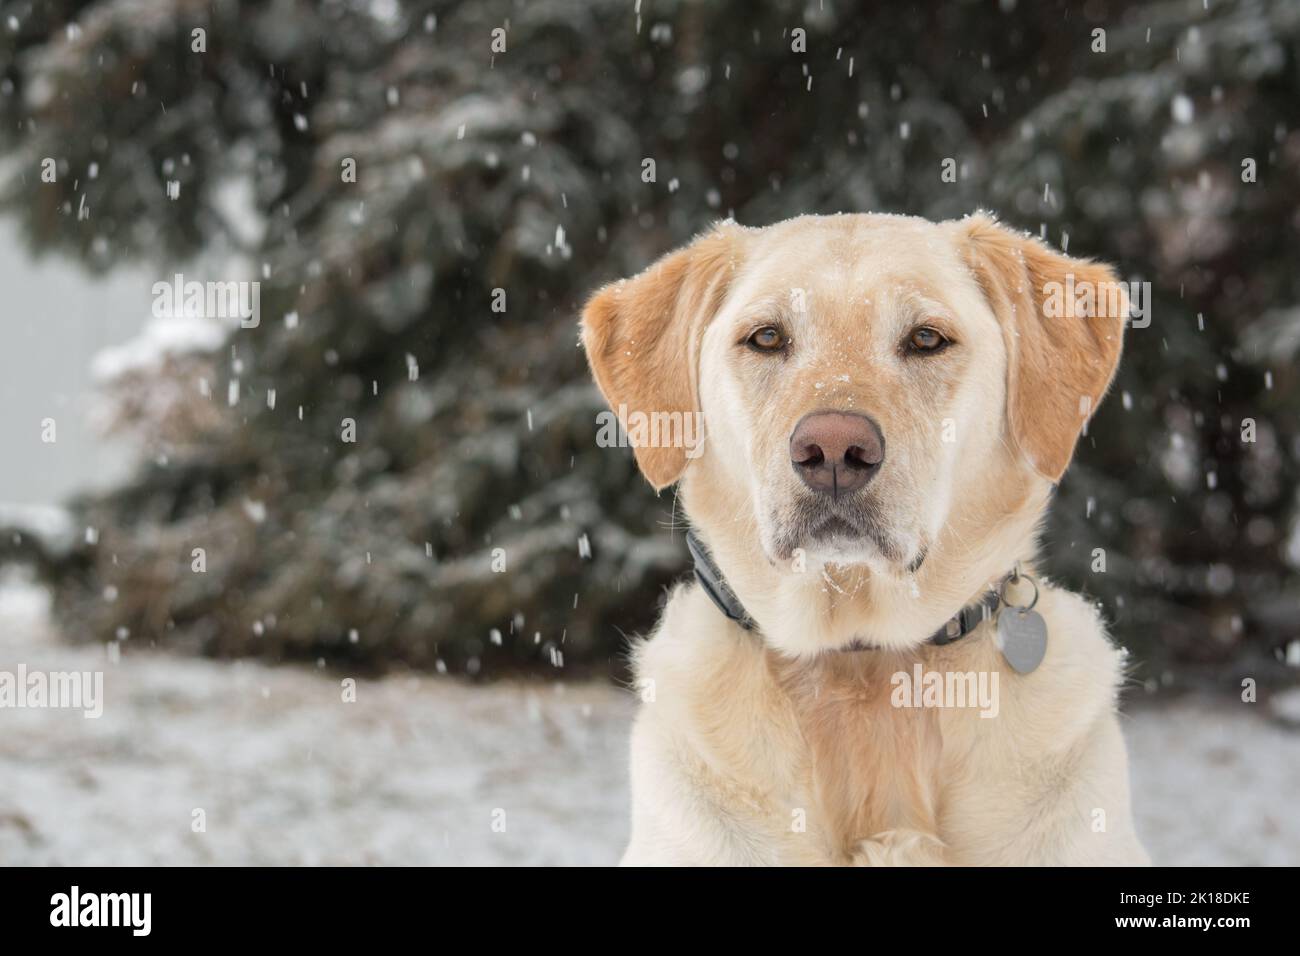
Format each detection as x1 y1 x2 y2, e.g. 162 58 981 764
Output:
952 212 1127 482
581 226 740 490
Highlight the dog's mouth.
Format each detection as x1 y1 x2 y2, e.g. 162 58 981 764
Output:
771 500 909 566
811 514 862 540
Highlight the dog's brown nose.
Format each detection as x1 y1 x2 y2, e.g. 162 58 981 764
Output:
789 411 885 497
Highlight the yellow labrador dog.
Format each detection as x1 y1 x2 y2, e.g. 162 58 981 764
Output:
582 212 1149 866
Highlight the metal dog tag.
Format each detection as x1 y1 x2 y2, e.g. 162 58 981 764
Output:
997 608 1048 674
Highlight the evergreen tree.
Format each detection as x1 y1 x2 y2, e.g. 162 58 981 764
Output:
2 0 1296 683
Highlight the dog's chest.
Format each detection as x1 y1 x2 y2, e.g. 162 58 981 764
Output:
772 653 947 860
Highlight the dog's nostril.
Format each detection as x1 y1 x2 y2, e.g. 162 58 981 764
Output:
844 445 877 470
794 443 825 467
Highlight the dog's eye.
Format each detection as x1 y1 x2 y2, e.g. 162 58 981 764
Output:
746 326 788 353
905 327 948 354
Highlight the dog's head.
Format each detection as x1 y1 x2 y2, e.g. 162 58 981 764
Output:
582 212 1125 646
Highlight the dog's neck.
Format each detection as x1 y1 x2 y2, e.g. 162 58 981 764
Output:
680 475 1052 657
687 527 1008 650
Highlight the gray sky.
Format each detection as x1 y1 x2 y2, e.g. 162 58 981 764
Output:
0 220 151 507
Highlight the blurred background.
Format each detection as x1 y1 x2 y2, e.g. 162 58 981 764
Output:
0 0 1298 865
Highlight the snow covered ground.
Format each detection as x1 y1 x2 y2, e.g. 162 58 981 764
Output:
1 574 1296 866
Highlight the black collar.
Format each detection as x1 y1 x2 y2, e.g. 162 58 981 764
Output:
685 530 1003 649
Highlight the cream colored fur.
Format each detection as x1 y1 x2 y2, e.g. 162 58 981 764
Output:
583 212 1149 866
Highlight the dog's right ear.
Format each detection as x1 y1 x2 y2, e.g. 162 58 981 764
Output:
580 226 740 491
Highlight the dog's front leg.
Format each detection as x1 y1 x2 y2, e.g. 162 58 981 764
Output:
621 712 791 866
